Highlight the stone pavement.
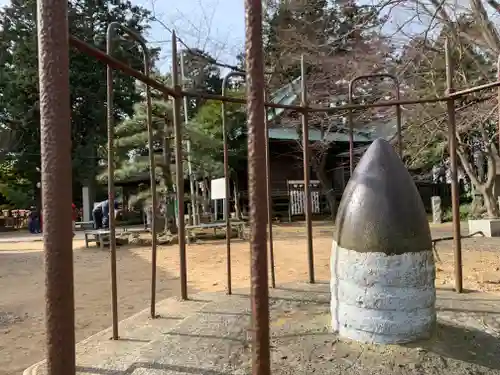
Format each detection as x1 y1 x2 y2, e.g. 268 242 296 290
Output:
24 281 500 375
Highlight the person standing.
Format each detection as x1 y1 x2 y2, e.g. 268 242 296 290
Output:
92 201 104 229
72 203 77 237
28 206 41 234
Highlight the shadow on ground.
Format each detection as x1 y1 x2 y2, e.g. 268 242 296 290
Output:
0 244 187 375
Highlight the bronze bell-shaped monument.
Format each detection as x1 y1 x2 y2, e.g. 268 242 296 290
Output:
331 138 436 344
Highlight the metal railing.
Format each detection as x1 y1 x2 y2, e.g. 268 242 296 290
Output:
36 0 498 373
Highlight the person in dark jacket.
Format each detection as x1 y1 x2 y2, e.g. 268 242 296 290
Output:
28 206 41 234
92 199 119 229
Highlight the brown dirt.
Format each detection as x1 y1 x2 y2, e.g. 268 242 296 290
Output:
1 224 500 374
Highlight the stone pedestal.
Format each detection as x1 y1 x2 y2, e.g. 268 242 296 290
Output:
331 138 436 344
82 186 92 222
468 219 500 237
431 196 442 224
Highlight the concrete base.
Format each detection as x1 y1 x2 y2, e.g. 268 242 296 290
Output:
468 219 500 237
330 241 436 344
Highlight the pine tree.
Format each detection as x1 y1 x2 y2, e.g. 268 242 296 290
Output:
0 0 157 207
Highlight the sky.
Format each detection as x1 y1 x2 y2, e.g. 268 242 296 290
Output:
132 0 245 72
0 0 246 72
1 0 490 73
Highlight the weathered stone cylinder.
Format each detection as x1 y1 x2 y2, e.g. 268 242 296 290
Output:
331 138 436 344
431 196 442 224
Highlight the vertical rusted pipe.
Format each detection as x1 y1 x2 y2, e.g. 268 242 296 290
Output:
144 50 158 319
104 23 158 319
244 0 271 374
394 84 403 158
445 38 463 294
172 31 188 300
180 52 198 226
222 71 245 295
301 55 315 284
37 0 75 373
497 55 500 150
264 92 276 288
347 83 355 175
106 23 119 340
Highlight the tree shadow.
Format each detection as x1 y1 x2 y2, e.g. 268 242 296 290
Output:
406 322 500 370
76 362 232 375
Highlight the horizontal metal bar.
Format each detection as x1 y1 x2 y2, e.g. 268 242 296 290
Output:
69 36 177 97
69 35 498 114
449 80 500 98
180 88 305 111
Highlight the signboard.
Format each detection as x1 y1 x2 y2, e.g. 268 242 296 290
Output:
210 178 226 200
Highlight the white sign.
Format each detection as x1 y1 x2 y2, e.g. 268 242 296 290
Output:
210 178 226 200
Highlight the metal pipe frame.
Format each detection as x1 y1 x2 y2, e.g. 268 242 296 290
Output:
444 39 463 293
106 22 119 340
171 32 188 301
497 54 500 151
300 55 315 284
106 22 159 338
221 71 245 295
40 8 500 374
221 73 277 294
68 35 478 112
245 0 271 373
348 73 403 174
180 51 198 226
37 0 75 373
263 92 276 289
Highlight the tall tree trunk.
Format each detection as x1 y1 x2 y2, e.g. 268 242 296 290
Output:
478 184 500 218
311 152 336 219
483 188 499 218
458 146 499 218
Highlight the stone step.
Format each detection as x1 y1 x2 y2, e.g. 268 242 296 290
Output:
129 293 253 374
23 291 225 375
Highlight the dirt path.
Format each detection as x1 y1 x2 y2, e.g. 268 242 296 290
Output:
1 226 500 374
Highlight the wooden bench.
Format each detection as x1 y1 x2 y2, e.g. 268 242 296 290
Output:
185 221 247 244
84 230 111 249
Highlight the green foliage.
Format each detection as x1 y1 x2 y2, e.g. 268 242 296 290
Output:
264 0 388 84
0 0 156 190
0 161 33 207
188 89 248 178
443 203 472 222
98 98 173 184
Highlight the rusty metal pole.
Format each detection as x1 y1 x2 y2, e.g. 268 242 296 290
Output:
445 38 463 294
497 55 500 151
394 83 403 158
37 0 75 373
171 31 188 300
104 23 158 319
180 52 198 226
244 0 271 374
106 23 119 340
301 55 315 284
221 71 245 295
349 74 403 159
347 83 355 175
143 49 158 319
264 92 276 288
